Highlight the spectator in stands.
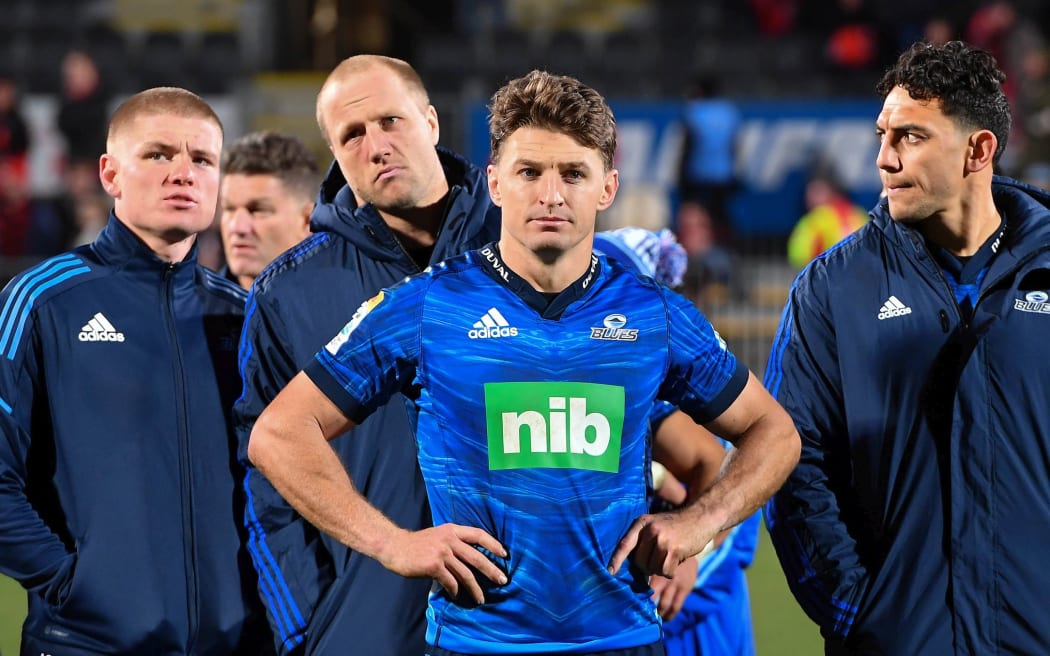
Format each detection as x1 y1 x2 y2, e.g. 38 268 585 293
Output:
57 50 110 250
786 171 869 269
677 73 740 245
676 201 733 306
0 72 31 256
57 50 108 205
219 130 317 290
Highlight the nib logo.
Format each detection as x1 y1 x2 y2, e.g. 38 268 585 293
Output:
484 381 624 472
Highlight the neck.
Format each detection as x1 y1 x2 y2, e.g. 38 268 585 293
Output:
918 188 1000 256
378 202 445 251
118 217 196 263
497 237 593 293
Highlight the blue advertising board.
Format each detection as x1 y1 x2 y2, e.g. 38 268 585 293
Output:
467 99 884 236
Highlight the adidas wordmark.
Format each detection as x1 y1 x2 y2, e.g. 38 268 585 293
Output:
877 296 912 320
468 307 518 339
79 312 125 342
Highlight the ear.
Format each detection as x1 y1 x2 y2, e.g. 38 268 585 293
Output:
596 168 619 211
99 153 120 200
299 201 314 236
966 130 997 173
426 105 440 146
486 163 502 207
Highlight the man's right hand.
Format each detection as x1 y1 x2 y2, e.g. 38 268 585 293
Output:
381 524 508 605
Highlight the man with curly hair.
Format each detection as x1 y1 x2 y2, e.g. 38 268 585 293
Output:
765 40 1050 654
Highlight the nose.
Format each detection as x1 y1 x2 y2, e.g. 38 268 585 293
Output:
364 125 392 163
876 138 899 172
539 172 565 207
169 153 195 185
225 207 252 235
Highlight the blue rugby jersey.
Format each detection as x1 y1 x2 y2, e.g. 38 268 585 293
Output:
305 244 747 654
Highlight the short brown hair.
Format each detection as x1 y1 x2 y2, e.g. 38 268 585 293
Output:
315 55 430 140
221 130 319 200
488 70 616 170
107 87 223 149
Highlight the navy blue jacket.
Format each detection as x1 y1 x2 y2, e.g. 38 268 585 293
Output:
236 147 501 655
765 177 1050 654
0 216 270 655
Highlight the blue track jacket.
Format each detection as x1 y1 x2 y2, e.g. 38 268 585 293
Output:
235 147 501 655
0 216 271 655
765 177 1050 654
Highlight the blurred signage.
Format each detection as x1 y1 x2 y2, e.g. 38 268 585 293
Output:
468 99 883 235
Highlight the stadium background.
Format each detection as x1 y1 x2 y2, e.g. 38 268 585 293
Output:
4 0 1050 652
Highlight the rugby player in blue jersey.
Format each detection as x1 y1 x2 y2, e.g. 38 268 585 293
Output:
248 70 800 655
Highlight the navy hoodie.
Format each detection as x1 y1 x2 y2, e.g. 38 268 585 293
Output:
236 147 501 655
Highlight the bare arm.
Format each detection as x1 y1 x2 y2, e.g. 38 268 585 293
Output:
652 409 727 502
248 371 507 603
648 410 728 620
610 371 800 577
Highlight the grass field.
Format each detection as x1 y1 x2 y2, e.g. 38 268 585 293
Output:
0 528 820 654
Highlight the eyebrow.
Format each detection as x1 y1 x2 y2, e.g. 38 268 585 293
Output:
876 122 927 134
515 157 593 171
140 141 218 160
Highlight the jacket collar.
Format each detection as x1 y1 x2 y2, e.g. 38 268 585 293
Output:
308 146 496 263
870 175 1050 271
90 212 199 276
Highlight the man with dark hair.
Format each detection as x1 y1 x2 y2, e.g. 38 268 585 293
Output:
220 130 317 290
0 87 270 654
234 55 500 656
247 69 799 656
766 40 1050 654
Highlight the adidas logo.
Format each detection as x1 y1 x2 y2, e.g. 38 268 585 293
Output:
78 312 126 342
877 296 912 320
468 307 518 339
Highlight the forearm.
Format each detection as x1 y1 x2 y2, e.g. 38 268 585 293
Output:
248 402 402 567
682 414 799 550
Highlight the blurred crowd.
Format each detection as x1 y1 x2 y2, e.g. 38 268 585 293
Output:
3 0 1050 288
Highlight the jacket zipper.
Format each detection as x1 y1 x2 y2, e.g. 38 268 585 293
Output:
163 263 199 649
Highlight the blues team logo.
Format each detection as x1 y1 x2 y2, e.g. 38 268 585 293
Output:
590 313 638 341
1014 290 1050 315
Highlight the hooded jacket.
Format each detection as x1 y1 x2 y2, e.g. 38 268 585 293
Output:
765 177 1050 654
0 215 269 654
235 147 501 655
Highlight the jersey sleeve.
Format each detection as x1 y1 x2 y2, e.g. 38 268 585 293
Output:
234 288 329 655
762 264 869 639
304 284 423 422
659 288 748 424
0 292 76 605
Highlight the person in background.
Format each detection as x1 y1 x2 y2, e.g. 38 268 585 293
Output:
786 171 869 270
246 68 800 655
766 40 1050 654
0 72 31 256
234 55 501 656
57 50 108 202
0 86 271 654
677 73 740 246
219 130 317 290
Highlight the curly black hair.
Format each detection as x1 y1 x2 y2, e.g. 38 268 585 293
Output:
876 40 1011 165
